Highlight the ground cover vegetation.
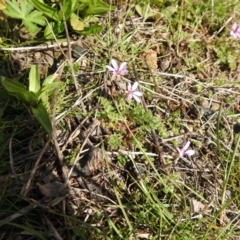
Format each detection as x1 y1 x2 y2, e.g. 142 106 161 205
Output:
0 0 240 239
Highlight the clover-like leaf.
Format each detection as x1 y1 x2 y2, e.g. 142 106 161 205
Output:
3 0 46 35
28 0 60 21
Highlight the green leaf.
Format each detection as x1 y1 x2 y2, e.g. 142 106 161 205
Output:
63 0 79 20
28 0 60 21
38 81 63 105
135 4 161 21
41 82 62 95
84 0 116 16
0 89 12 101
4 0 29 19
85 15 99 23
42 74 58 86
1 77 38 103
44 21 64 39
29 65 40 93
78 25 102 35
3 0 46 35
107 133 123 150
31 103 52 133
70 13 84 31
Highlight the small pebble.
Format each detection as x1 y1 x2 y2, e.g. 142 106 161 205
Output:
233 120 240 134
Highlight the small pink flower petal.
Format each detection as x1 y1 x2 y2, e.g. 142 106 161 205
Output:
185 150 195 157
126 82 142 102
176 147 182 153
119 62 127 71
111 59 118 70
230 23 240 38
120 69 128 75
127 93 133 100
106 65 115 71
131 82 139 91
128 82 132 91
232 22 238 31
177 141 195 158
132 95 141 102
182 141 191 152
133 91 143 96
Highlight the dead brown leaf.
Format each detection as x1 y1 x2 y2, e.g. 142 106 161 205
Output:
37 182 66 198
139 49 158 70
190 198 206 214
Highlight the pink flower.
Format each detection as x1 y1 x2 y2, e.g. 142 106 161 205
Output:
230 22 240 39
127 82 142 103
106 59 128 77
177 141 195 158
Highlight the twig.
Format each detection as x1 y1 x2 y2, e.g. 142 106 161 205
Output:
74 185 117 204
9 130 18 182
153 71 191 79
0 41 77 52
0 196 61 228
59 2 83 99
109 150 158 156
0 196 49 227
207 129 233 153
42 214 63 240
45 12 76 194
61 115 90 153
45 18 66 58
0 204 38 228
132 63 166 165
10 150 42 162
20 139 50 196
140 85 180 103
211 16 233 39
55 86 101 121
220 133 240 224
50 71 70 192
66 119 101 182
